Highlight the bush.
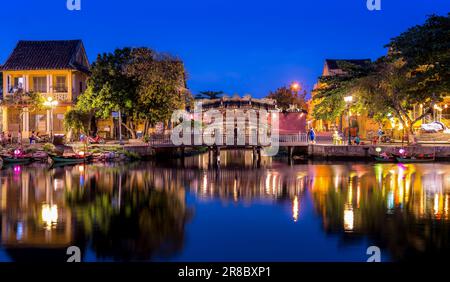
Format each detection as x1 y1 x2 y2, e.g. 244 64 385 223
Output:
43 143 56 153
123 150 141 160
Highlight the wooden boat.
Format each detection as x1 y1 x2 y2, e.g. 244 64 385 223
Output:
373 156 396 162
1 155 32 164
371 154 396 163
49 154 93 164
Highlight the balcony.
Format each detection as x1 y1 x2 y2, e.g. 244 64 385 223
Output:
42 92 70 102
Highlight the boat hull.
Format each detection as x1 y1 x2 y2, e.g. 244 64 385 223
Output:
374 156 396 162
2 157 32 164
50 155 91 164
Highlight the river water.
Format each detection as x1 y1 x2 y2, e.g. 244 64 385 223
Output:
0 150 449 262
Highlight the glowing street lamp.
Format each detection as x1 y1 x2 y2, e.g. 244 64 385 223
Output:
344 95 353 104
44 97 58 142
291 82 300 91
344 95 353 145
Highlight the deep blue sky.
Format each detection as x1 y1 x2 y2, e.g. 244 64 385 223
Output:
0 0 448 98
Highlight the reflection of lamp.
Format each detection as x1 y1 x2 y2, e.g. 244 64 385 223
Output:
78 151 85 157
42 204 58 230
293 196 299 222
344 204 354 232
344 96 353 145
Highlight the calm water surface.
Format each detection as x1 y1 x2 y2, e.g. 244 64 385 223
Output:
1 150 449 262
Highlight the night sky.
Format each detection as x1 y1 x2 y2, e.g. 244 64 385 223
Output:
0 0 448 97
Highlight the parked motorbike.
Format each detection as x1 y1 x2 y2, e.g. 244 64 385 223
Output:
87 135 106 144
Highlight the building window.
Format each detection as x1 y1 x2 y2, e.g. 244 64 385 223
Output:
32 76 47 93
55 76 67 92
13 77 24 92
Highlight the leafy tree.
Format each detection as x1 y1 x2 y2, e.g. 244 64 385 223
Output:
64 109 91 139
77 48 139 137
356 14 450 135
312 61 372 122
195 91 224 100
77 47 188 139
124 48 191 135
386 13 450 99
356 58 437 135
267 85 307 111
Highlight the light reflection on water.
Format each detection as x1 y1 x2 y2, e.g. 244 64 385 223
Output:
0 150 449 262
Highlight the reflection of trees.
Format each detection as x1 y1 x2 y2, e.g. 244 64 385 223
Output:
310 164 450 261
66 173 190 261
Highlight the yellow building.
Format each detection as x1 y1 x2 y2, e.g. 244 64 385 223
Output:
1 40 90 139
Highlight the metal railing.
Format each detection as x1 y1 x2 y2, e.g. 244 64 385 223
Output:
149 133 308 146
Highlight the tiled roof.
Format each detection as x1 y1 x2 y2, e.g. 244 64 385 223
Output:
1 40 89 73
325 59 371 70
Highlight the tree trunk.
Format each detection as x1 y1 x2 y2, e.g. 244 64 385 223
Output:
122 121 137 139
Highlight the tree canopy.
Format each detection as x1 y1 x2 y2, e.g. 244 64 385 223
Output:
267 85 307 111
77 47 190 138
312 14 450 135
312 61 372 121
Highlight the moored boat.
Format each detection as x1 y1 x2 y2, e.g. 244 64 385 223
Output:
49 154 93 164
373 156 396 162
1 155 32 164
396 157 435 163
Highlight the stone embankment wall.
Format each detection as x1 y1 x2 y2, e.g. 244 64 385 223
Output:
308 145 450 160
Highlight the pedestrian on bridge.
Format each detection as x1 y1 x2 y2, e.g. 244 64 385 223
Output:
308 128 316 144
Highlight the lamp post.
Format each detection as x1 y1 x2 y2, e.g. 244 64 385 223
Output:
44 97 58 143
344 95 353 145
118 109 123 145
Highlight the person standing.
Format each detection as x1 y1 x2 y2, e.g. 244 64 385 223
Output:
377 127 383 143
308 128 316 144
